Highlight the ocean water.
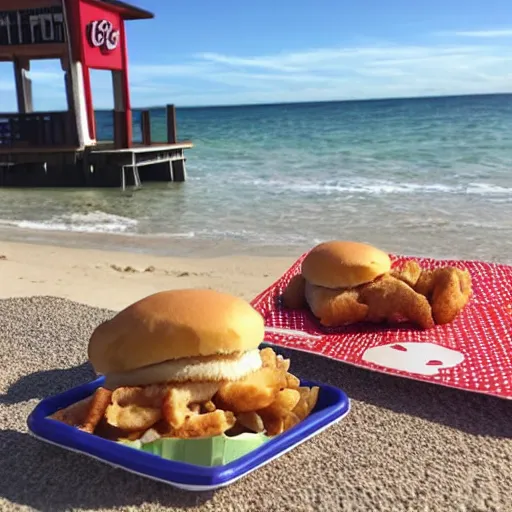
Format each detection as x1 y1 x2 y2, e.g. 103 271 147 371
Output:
1 94 512 262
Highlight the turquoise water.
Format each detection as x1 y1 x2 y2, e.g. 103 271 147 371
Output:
1 94 512 261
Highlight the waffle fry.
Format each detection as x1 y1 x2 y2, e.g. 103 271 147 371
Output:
213 366 283 413
50 348 319 441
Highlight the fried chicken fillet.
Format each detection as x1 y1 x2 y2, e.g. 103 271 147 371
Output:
392 260 473 325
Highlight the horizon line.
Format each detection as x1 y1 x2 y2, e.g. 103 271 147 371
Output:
121 91 512 111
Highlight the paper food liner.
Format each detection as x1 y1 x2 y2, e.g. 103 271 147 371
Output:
120 432 269 467
251 253 512 399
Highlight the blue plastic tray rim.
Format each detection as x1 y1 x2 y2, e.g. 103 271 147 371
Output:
27 377 349 487
27 339 350 489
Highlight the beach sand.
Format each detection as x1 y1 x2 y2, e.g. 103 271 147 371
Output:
1 239 512 512
0 240 292 309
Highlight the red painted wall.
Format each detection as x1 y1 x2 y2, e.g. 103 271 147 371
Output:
78 0 123 70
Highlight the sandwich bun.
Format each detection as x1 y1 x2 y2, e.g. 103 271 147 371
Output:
301 240 391 289
87 289 265 382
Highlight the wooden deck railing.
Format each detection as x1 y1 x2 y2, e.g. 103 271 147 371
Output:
135 104 179 146
0 106 179 150
0 111 78 148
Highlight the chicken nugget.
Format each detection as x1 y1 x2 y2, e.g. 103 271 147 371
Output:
416 266 472 325
358 274 435 329
391 260 423 288
414 269 436 297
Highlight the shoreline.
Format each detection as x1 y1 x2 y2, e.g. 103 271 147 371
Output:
2 225 511 311
1 223 512 264
0 225 308 259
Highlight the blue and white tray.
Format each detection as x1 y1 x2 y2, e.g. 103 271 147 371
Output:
27 362 350 491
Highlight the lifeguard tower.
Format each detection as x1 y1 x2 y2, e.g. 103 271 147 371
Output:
0 0 192 188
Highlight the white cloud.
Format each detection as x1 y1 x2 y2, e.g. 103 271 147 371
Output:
447 29 512 38
0 32 511 110
125 40 512 106
196 52 301 72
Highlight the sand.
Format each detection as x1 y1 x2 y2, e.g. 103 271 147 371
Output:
0 240 292 309
1 240 512 512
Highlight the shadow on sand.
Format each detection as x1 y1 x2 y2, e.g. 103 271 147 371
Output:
0 362 96 405
0 429 214 511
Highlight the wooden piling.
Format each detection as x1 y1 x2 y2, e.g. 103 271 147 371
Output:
141 110 151 145
166 104 177 144
113 111 128 149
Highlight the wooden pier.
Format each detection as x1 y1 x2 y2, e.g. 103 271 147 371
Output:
0 106 193 189
0 0 193 189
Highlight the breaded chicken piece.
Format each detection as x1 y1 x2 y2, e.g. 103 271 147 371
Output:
304 282 369 327
281 259 472 329
414 266 472 325
391 260 423 288
357 274 435 329
302 275 433 329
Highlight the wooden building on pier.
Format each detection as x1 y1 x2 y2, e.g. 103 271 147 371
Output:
0 0 192 188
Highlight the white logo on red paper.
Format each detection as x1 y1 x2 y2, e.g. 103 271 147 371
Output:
87 19 119 52
362 342 464 376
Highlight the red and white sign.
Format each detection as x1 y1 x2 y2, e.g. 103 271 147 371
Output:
78 0 123 70
87 19 120 53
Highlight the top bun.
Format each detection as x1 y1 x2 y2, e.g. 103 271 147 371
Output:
88 289 265 375
301 240 391 289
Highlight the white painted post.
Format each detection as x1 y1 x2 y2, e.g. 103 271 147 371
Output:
61 0 93 147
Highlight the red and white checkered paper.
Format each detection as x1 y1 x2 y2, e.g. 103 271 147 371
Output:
251 254 512 399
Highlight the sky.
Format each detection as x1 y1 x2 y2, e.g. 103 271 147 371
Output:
1 0 512 110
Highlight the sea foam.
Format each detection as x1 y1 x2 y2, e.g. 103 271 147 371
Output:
0 211 138 234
